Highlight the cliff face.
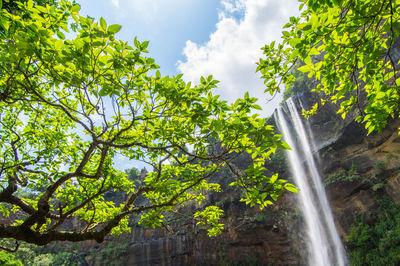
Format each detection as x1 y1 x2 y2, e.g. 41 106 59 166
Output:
319 116 400 240
111 93 400 266
43 91 400 265
116 188 302 266
298 92 400 241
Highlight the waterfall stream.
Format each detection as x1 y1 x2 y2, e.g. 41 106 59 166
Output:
275 98 347 266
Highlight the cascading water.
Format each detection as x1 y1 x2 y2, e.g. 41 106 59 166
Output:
275 98 347 266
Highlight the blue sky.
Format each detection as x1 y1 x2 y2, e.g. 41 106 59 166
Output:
79 0 299 108
78 0 300 170
79 0 223 75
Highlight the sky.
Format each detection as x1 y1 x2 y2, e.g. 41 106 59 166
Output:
78 0 300 170
79 0 300 111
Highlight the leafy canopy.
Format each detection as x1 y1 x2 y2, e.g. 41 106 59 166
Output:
257 0 400 134
0 0 294 247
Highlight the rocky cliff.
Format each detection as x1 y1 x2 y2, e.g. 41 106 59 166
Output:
107 91 400 266
23 90 400 266
298 91 400 239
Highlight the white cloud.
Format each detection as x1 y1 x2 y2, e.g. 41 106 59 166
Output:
221 0 245 14
177 0 300 117
110 0 120 9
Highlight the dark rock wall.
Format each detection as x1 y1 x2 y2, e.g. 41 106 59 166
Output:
120 191 302 266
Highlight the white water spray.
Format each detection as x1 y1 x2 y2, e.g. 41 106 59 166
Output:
275 98 347 266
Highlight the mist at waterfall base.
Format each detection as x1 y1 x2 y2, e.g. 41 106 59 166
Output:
275 98 348 266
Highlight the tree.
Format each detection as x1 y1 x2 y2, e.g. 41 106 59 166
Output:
0 0 295 248
257 0 400 134
1 0 57 13
125 167 140 182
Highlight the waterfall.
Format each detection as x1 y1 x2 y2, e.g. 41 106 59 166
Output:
275 98 347 266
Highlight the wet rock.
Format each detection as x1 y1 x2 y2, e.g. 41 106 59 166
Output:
341 155 373 173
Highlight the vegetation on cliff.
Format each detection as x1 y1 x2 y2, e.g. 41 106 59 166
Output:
349 196 400 265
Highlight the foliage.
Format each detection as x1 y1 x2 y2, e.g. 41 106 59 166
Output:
372 160 387 177
1 0 57 13
252 212 270 223
0 251 23 266
348 198 400 265
370 160 389 191
324 164 360 185
51 252 83 266
0 235 128 265
0 0 295 246
257 0 400 135
125 167 140 182
32 254 54 266
194 206 224 237
324 160 390 188
90 237 130 266
0 239 39 265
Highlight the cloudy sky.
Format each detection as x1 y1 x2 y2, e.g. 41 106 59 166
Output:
79 0 300 112
79 0 300 169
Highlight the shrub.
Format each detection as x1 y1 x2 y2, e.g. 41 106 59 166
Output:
324 164 360 185
0 251 23 266
348 198 400 265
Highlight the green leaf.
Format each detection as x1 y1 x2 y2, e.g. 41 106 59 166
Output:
297 64 313 73
99 88 107 96
56 31 65 40
304 55 312 65
253 104 262 110
0 18 9 31
284 183 298 193
72 4 81 12
146 57 155 64
107 24 121 34
133 37 141 50
283 22 291 29
270 173 278 183
36 5 47 13
100 17 107 30
271 193 278 201
376 91 385 99
141 41 149 49
277 141 291 150
309 47 319 56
